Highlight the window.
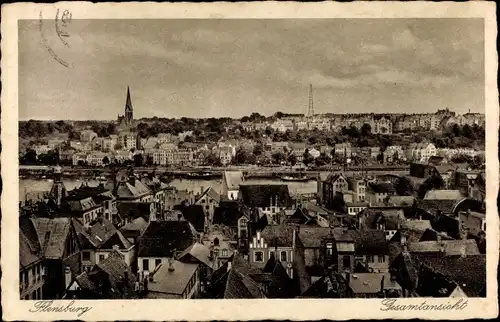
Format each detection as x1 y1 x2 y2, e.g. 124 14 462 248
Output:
35 265 40 282
221 249 228 257
378 255 386 263
269 251 275 259
280 251 287 262
142 259 149 271
255 251 264 262
32 290 37 300
99 255 105 262
213 238 220 246
36 288 41 300
155 259 162 268
366 255 374 263
82 251 90 261
326 243 333 256
342 255 351 269
201 199 206 204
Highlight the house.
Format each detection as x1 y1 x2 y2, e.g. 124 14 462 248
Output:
20 217 81 299
195 187 220 223
407 143 437 163
239 184 291 218
287 206 329 227
383 146 405 164
19 230 45 300
248 224 295 278
358 208 405 241
139 175 170 213
366 182 395 205
334 143 352 159
459 210 486 238
117 202 155 225
178 242 216 295
64 250 137 299
119 217 148 245
144 259 201 299
391 252 486 297
72 217 135 271
175 204 206 235
213 201 250 251
106 170 153 203
454 169 481 198
137 220 198 274
222 171 245 200
219 146 233 166
352 230 390 273
202 225 236 270
344 272 402 298
206 255 267 299
347 177 367 202
346 202 369 216
322 173 348 210
406 239 480 256
371 116 393 134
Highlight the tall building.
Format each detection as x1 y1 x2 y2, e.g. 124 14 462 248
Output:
117 86 134 130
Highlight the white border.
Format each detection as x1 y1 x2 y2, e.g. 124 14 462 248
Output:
1 1 498 321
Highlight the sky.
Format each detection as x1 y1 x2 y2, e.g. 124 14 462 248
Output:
19 19 484 120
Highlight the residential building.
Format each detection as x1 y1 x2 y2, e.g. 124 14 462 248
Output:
334 143 352 159
322 173 348 210
144 259 201 299
239 184 291 218
407 143 437 163
80 130 98 143
137 220 198 274
222 171 245 201
195 187 220 223
371 116 393 134
65 250 137 299
72 218 135 271
365 182 396 205
383 146 405 164
347 177 367 202
19 230 45 300
248 224 295 278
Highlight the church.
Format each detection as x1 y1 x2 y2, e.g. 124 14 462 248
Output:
117 86 134 131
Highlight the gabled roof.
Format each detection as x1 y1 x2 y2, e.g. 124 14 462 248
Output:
352 230 388 255
197 187 221 204
138 221 196 258
120 217 148 233
78 250 137 299
416 199 459 216
117 202 152 221
260 224 294 247
147 261 200 295
31 217 71 259
20 231 42 268
413 253 486 297
73 218 132 250
239 184 291 208
407 240 480 256
212 201 245 229
178 242 214 268
177 204 205 232
347 273 401 294
223 171 245 190
424 190 464 200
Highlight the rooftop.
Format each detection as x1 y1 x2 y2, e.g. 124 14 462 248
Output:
147 261 200 295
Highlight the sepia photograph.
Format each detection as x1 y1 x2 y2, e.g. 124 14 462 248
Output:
2 1 498 321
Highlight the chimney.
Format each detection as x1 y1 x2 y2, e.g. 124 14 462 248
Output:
400 231 407 246
227 261 232 272
436 234 441 242
380 275 385 293
64 266 72 289
112 244 120 252
460 244 467 258
168 257 175 272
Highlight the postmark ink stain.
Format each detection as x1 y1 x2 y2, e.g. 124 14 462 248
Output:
39 10 70 68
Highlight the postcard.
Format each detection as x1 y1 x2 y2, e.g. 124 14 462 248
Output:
1 1 498 320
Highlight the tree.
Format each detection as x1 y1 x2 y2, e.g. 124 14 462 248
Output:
303 149 313 166
462 124 473 139
361 123 372 137
394 177 414 196
102 156 110 166
133 154 144 167
272 151 286 165
418 174 445 199
22 149 37 165
253 143 264 156
288 153 297 166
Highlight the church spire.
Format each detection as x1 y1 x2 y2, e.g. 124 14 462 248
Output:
125 86 133 125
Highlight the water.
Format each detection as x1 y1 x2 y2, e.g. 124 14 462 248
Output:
19 178 318 199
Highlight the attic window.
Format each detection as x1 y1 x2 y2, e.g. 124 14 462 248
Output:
213 238 220 246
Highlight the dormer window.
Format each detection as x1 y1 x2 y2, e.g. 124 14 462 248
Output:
214 238 220 246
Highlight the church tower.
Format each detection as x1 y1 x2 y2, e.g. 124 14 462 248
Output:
125 86 133 125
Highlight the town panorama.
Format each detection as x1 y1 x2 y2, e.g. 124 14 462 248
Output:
19 85 486 300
